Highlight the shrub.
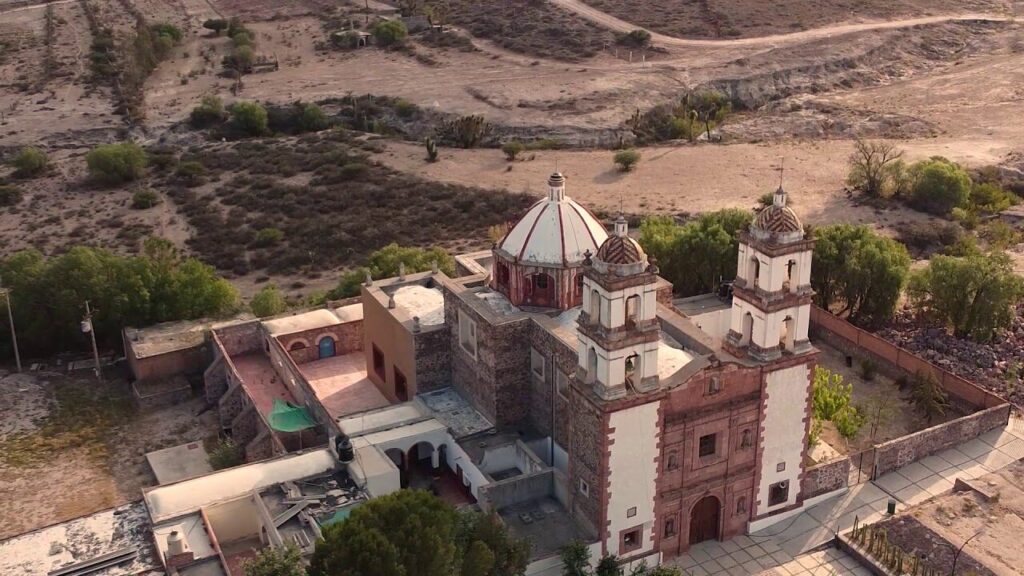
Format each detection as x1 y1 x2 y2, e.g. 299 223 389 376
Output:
131 189 160 209
614 149 640 172
208 438 244 470
251 284 288 317
970 182 1019 214
502 141 525 161
189 95 227 128
813 366 853 421
846 139 904 198
203 18 228 35
253 227 284 247
331 30 363 49
859 359 877 382
297 102 329 132
439 115 490 149
0 185 24 207
910 372 949 425
372 19 408 47
150 23 183 43
230 101 268 136
12 146 48 178
225 45 255 72
617 29 652 48
340 162 369 180
231 30 253 47
86 142 147 185
244 544 305 576
175 161 207 186
897 221 963 254
909 157 972 216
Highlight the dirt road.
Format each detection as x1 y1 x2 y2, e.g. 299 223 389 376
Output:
551 0 1012 48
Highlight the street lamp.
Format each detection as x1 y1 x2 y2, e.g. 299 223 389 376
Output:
81 301 102 382
949 528 984 575
0 275 21 373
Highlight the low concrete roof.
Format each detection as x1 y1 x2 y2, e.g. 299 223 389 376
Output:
125 314 254 359
263 308 349 337
391 284 445 326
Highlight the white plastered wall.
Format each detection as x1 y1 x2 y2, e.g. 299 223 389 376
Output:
577 333 659 390
582 277 658 331
736 243 812 293
756 363 810 516
606 400 661 557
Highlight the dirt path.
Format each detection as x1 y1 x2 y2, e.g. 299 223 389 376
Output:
551 0 1012 48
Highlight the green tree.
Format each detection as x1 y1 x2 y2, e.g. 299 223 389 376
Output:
846 139 903 198
86 142 147 185
455 510 530 576
244 544 305 576
297 102 329 132
228 44 255 71
328 244 456 299
190 95 228 128
309 490 458 576
811 225 911 325
690 90 731 141
372 20 408 47
638 209 752 297
12 146 48 178
560 541 592 576
909 157 972 216
502 141 525 161
596 555 622 576
203 18 228 35
462 541 496 576
970 182 1019 214
908 248 1024 341
251 284 288 317
813 366 853 421
614 149 640 172
131 188 160 209
230 101 269 136
910 371 949 425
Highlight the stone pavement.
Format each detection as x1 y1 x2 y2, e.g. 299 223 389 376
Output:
666 416 1024 575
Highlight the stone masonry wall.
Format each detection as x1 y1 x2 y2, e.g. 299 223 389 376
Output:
801 457 851 500
213 321 262 356
278 320 363 365
874 404 1010 477
527 321 577 450
414 326 451 394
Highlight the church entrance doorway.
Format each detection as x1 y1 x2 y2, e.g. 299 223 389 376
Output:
688 495 720 545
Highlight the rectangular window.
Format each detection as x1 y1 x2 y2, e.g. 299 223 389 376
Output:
372 345 385 380
621 528 642 552
531 348 546 380
664 518 676 537
769 481 790 506
699 433 717 458
776 461 786 473
556 370 569 399
626 506 637 518
458 310 477 358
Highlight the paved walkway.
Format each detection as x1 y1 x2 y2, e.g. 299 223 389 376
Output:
667 416 1024 575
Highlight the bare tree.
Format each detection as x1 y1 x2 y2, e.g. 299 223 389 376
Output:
847 139 904 198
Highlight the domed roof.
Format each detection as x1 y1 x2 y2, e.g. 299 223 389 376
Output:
752 188 803 241
595 216 646 265
498 173 608 265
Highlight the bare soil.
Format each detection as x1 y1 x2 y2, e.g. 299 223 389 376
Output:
0 369 218 540
579 0 1010 39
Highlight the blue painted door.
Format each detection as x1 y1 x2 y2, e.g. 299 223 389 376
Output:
318 337 336 359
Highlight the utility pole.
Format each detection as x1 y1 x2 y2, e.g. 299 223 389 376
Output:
0 275 21 373
82 301 102 382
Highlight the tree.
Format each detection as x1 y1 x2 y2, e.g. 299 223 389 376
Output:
131 188 160 209
372 20 408 48
251 284 288 317
12 146 48 178
190 95 228 128
455 511 530 576
86 142 147 185
910 371 949 425
297 102 328 132
970 182 1019 214
909 157 972 216
245 544 305 576
846 139 904 198
208 438 244 470
596 555 623 576
614 149 640 172
638 210 752 297
230 101 269 136
690 90 731 142
908 248 1024 341
560 541 591 576
462 541 495 576
310 490 458 576
227 44 255 72
203 18 229 35
813 366 853 421
502 141 525 161
811 225 911 325
328 244 456 299
616 29 651 48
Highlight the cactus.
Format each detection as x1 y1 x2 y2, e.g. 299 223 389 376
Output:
424 136 438 162
441 114 491 149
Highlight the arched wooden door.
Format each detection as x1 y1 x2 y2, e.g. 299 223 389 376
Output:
689 495 721 545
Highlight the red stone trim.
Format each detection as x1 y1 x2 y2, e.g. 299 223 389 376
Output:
518 203 551 261
569 201 602 249
739 232 815 257
499 199 543 251
557 203 568 266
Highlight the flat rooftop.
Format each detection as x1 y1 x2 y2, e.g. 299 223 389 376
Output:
126 313 254 359
673 293 731 316
474 289 522 317
0 502 159 576
262 308 352 337
418 387 494 439
233 352 296 417
499 497 594 562
300 352 391 420
390 284 445 326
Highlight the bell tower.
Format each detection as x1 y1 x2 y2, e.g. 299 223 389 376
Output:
576 216 661 400
724 187 814 361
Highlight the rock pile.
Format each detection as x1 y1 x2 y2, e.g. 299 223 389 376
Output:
877 310 1024 407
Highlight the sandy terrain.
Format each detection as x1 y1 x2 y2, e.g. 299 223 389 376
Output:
0 370 218 540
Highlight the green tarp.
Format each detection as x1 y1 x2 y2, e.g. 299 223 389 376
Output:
268 399 316 432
